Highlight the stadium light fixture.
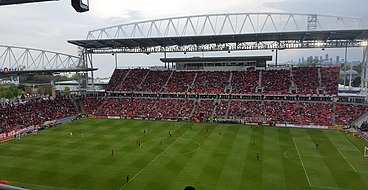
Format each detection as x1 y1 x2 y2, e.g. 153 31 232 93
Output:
362 41 368 47
315 41 325 47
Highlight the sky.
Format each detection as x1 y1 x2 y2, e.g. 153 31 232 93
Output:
0 0 367 77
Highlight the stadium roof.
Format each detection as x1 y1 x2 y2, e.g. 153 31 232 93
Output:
160 56 272 63
0 68 97 75
0 0 56 5
68 29 368 53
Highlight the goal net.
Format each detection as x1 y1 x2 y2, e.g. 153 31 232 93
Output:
364 147 368 158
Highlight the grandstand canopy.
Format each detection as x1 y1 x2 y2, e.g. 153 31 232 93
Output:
160 56 272 63
70 30 368 49
68 13 368 54
160 56 272 70
0 0 56 5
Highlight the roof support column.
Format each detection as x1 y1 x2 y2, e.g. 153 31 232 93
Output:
360 46 368 98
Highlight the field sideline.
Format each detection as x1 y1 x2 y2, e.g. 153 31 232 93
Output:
0 119 368 190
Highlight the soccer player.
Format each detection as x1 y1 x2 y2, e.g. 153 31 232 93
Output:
316 143 319 149
256 153 260 160
169 131 172 137
126 175 129 183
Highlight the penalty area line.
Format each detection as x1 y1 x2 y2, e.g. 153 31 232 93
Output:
119 129 190 190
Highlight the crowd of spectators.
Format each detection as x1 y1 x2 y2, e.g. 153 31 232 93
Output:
213 100 229 118
165 71 196 93
192 100 215 119
120 69 149 92
139 71 171 93
191 71 230 94
149 99 185 119
106 67 339 95
262 70 292 94
228 100 263 120
231 71 259 94
106 69 129 91
298 102 333 125
292 67 319 94
320 67 340 95
0 97 76 134
335 103 368 125
263 101 299 124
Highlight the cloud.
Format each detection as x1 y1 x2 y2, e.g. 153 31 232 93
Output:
264 0 368 19
0 0 366 77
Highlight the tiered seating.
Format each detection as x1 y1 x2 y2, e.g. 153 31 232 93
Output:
298 102 333 125
262 70 291 94
148 99 185 119
80 97 106 114
192 100 215 119
191 71 230 94
231 71 259 94
165 71 196 93
178 99 195 118
120 69 149 92
320 67 339 95
139 71 171 93
124 98 157 118
0 98 76 133
264 101 299 123
104 67 340 96
213 100 229 118
106 69 129 91
293 67 319 94
228 101 263 123
94 98 131 116
335 104 368 125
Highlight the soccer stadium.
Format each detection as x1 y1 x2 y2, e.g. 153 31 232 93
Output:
1 1 368 190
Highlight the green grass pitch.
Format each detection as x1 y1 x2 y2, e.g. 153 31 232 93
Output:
0 119 368 190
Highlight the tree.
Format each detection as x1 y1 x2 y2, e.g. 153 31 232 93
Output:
352 77 361 87
64 86 71 96
353 63 362 74
37 85 52 95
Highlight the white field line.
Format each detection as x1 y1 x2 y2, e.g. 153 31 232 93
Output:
119 129 190 190
293 137 342 190
337 149 358 172
311 185 341 190
292 137 312 187
338 132 361 153
337 149 368 174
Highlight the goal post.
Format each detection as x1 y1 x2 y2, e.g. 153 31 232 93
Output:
364 147 368 157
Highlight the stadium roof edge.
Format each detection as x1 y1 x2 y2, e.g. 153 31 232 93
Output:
160 56 272 63
68 29 368 52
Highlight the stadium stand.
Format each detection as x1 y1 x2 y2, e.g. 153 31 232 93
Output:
262 69 292 94
231 70 259 94
292 67 319 94
1 66 367 135
0 97 76 134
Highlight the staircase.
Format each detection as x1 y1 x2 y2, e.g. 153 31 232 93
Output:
258 71 263 88
317 67 322 87
211 100 219 119
161 70 174 92
136 70 150 92
189 99 199 118
117 70 131 91
187 73 198 93
73 98 84 113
